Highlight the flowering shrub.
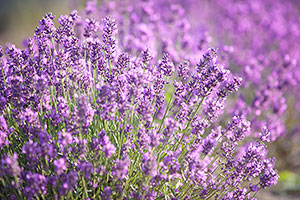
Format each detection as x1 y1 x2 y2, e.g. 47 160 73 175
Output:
0 3 280 200
77 0 300 142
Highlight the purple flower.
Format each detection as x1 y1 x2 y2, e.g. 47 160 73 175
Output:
22 172 47 200
101 186 113 200
78 161 94 179
83 18 99 38
158 53 175 76
112 156 130 180
259 127 271 143
117 52 130 72
259 158 279 189
141 47 153 67
73 94 95 132
99 130 116 158
163 118 179 139
178 60 190 80
0 45 3 57
141 152 157 177
54 158 67 175
200 138 217 155
0 153 21 177
102 16 117 60
58 170 78 196
227 116 251 142
36 13 56 38
0 115 9 149
249 183 259 192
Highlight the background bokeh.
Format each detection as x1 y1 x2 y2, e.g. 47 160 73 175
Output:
0 0 72 47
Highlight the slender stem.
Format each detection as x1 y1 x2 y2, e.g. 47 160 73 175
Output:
185 96 206 130
109 59 112 75
81 173 88 199
173 95 206 152
157 90 175 133
0 62 7 87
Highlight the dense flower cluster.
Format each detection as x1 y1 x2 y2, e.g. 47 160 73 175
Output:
75 0 300 145
86 0 300 172
179 0 300 140
0 1 283 199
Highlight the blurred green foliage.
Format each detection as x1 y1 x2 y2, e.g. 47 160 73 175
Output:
0 0 72 47
278 171 300 195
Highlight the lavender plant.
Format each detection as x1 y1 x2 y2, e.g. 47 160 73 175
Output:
78 0 300 144
84 0 300 175
0 7 279 200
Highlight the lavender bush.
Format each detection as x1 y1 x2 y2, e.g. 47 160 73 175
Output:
0 2 280 200
77 0 300 142
84 0 300 173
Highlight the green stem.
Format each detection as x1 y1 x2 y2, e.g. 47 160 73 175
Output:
173 96 206 152
0 62 7 87
109 59 112 75
157 90 175 133
185 96 206 130
81 174 88 199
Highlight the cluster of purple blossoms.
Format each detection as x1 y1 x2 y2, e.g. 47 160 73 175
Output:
0 0 283 199
175 0 300 143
